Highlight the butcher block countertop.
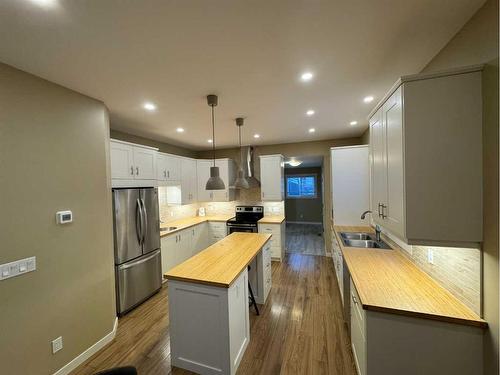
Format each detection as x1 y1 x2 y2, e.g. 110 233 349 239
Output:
160 215 285 237
164 232 272 288
160 215 233 237
258 215 285 224
334 225 487 329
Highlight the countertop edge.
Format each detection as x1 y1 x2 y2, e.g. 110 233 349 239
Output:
333 225 487 329
164 234 272 288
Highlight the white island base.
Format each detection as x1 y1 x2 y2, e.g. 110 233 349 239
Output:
165 233 273 375
168 270 249 375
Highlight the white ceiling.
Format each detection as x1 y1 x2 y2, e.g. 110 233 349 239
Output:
0 0 485 150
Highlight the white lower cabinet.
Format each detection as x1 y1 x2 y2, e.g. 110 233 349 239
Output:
349 278 483 375
209 221 228 245
248 240 272 305
161 221 227 275
258 221 285 261
332 233 344 300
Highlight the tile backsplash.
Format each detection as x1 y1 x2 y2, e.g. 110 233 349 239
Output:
384 231 481 315
158 186 284 223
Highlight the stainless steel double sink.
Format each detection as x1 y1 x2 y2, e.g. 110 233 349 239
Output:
339 232 392 249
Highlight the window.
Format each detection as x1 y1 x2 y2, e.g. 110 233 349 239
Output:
286 175 317 199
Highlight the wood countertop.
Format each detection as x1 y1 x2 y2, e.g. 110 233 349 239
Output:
258 215 285 224
160 215 233 237
164 232 272 288
333 225 487 328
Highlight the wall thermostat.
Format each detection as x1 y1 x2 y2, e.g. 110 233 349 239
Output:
56 210 73 224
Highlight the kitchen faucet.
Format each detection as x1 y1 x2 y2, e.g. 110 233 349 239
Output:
360 210 382 242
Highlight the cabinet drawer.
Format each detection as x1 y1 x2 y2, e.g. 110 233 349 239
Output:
259 224 280 236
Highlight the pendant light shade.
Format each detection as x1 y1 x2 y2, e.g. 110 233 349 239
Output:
234 117 250 189
205 94 226 190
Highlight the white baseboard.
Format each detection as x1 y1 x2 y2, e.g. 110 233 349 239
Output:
286 221 323 225
53 317 118 375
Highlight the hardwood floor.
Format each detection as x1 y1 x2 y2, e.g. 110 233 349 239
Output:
72 254 356 375
285 223 326 256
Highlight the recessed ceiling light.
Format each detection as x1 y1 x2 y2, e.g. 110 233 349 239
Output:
207 139 213 143
308 128 316 133
306 110 315 116
363 96 374 103
176 127 185 133
254 134 260 139
350 121 358 126
300 72 314 82
143 102 156 111
29 0 57 7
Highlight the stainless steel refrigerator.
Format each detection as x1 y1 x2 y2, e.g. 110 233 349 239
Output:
112 188 162 315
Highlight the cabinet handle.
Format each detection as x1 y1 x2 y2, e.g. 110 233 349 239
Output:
378 203 383 218
163 170 167 178
381 204 387 219
130 166 134 175
136 167 139 175
352 295 358 305
167 171 170 178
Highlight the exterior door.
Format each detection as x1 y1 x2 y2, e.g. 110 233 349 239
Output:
113 189 143 264
369 108 387 225
140 188 161 254
383 87 405 237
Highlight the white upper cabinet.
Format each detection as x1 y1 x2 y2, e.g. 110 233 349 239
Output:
369 65 483 246
157 153 181 183
260 154 284 201
110 139 158 187
196 159 236 202
181 157 197 204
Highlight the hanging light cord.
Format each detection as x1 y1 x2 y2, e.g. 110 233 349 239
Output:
211 105 216 167
239 125 243 168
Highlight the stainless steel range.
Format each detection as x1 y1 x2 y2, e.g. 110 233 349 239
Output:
226 206 264 234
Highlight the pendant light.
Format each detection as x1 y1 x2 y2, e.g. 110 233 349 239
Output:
205 94 226 190
233 117 250 189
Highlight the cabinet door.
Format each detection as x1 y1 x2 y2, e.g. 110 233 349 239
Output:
196 160 214 202
180 158 196 204
165 154 181 181
110 141 135 179
161 234 178 274
188 159 198 202
133 146 157 180
212 160 229 201
176 229 192 264
260 156 283 201
156 154 167 181
370 108 387 225
383 87 405 237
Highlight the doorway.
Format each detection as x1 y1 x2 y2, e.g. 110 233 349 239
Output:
284 156 325 256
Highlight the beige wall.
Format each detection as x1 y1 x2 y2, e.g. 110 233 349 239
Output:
0 63 116 374
198 137 362 249
110 129 197 158
421 0 499 373
284 166 324 223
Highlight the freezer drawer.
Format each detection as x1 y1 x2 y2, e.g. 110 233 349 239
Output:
116 249 162 314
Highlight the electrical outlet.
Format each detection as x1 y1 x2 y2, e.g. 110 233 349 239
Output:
427 248 434 264
52 336 63 354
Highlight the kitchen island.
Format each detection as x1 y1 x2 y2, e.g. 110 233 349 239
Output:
164 232 272 375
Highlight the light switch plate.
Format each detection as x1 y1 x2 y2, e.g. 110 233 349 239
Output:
0 257 36 281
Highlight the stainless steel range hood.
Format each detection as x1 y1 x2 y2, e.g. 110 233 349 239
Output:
242 146 260 188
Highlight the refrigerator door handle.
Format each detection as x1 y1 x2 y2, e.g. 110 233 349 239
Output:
118 249 160 270
140 198 148 245
136 198 143 245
